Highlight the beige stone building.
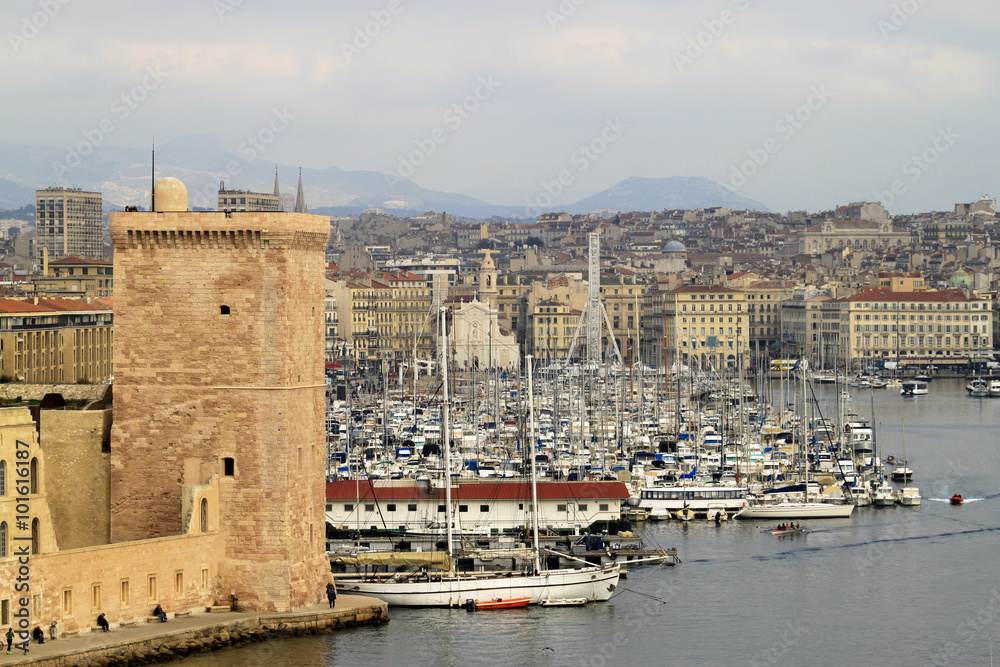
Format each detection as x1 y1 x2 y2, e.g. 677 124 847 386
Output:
820 287 993 367
0 297 113 383
35 187 104 261
32 256 113 299
662 285 749 371
801 219 909 255
780 294 831 364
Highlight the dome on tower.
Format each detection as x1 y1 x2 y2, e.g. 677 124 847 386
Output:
153 177 188 212
664 240 687 253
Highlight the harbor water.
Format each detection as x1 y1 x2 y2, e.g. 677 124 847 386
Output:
180 378 999 666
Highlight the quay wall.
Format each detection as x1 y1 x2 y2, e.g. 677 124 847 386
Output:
12 602 388 666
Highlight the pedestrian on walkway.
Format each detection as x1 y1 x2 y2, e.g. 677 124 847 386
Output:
31 626 44 644
5 627 14 654
326 582 337 608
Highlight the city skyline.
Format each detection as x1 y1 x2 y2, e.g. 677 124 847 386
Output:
2 1 998 215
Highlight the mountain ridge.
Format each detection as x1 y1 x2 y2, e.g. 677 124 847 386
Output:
0 137 771 216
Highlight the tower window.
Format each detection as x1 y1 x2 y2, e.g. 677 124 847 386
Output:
223 457 235 476
220 305 231 315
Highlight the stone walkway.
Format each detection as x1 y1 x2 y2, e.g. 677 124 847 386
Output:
2 596 386 665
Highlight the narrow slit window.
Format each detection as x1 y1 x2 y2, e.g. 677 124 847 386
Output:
223 457 235 476
220 305 231 315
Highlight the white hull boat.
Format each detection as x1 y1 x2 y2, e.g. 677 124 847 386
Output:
336 565 620 607
896 486 921 506
734 502 855 520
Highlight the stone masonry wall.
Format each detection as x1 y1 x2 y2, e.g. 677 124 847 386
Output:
39 408 112 550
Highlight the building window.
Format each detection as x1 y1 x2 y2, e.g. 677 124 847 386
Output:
0 460 5 496
147 576 157 603
386 504 396 512
557 504 567 512
0 521 5 558
62 589 73 617
120 580 130 608
223 457 235 476
480 505 489 512
201 568 209 592
459 505 468 513
220 305 231 315
343 503 353 512
364 504 375 512
30 458 38 494
599 504 609 511
200 498 208 533
438 505 446 513
92 584 102 612
175 571 184 598
31 518 38 554
578 504 588 511
407 504 417 511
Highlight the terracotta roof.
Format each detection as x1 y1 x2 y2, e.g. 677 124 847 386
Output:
839 288 969 303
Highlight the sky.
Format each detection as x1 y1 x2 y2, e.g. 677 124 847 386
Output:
2 0 998 214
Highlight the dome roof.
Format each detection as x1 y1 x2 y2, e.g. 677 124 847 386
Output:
664 240 687 252
153 177 188 212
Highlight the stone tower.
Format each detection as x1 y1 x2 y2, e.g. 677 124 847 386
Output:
478 250 497 307
108 178 329 611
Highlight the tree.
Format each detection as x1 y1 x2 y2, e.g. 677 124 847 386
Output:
524 236 543 248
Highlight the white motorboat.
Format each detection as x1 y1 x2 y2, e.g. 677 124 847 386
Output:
990 380 1000 397
901 380 928 396
873 483 895 506
850 485 872 507
895 486 921 506
967 378 989 397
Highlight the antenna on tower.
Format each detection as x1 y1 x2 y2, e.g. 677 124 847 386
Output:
150 138 155 212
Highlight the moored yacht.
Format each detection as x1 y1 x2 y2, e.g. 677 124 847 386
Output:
873 482 895 506
895 486 921 506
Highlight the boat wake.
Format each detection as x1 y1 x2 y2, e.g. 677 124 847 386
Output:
927 497 984 503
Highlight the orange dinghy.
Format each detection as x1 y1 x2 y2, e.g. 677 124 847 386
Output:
950 495 964 505
473 597 532 610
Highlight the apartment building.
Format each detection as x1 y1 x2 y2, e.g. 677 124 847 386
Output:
35 187 103 260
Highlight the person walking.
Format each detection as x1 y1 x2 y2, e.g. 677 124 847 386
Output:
326 582 337 608
5 627 14 654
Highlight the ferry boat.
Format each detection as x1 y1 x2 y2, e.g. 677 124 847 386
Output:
636 485 748 518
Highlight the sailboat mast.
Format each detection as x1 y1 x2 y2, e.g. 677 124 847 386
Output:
526 355 541 574
440 307 454 563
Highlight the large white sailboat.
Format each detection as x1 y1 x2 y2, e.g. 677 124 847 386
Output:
735 360 855 520
335 334 620 606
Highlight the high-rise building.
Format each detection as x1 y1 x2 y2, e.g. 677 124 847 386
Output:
35 187 103 260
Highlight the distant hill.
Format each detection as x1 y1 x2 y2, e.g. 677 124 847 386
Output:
0 138 770 217
564 176 769 214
